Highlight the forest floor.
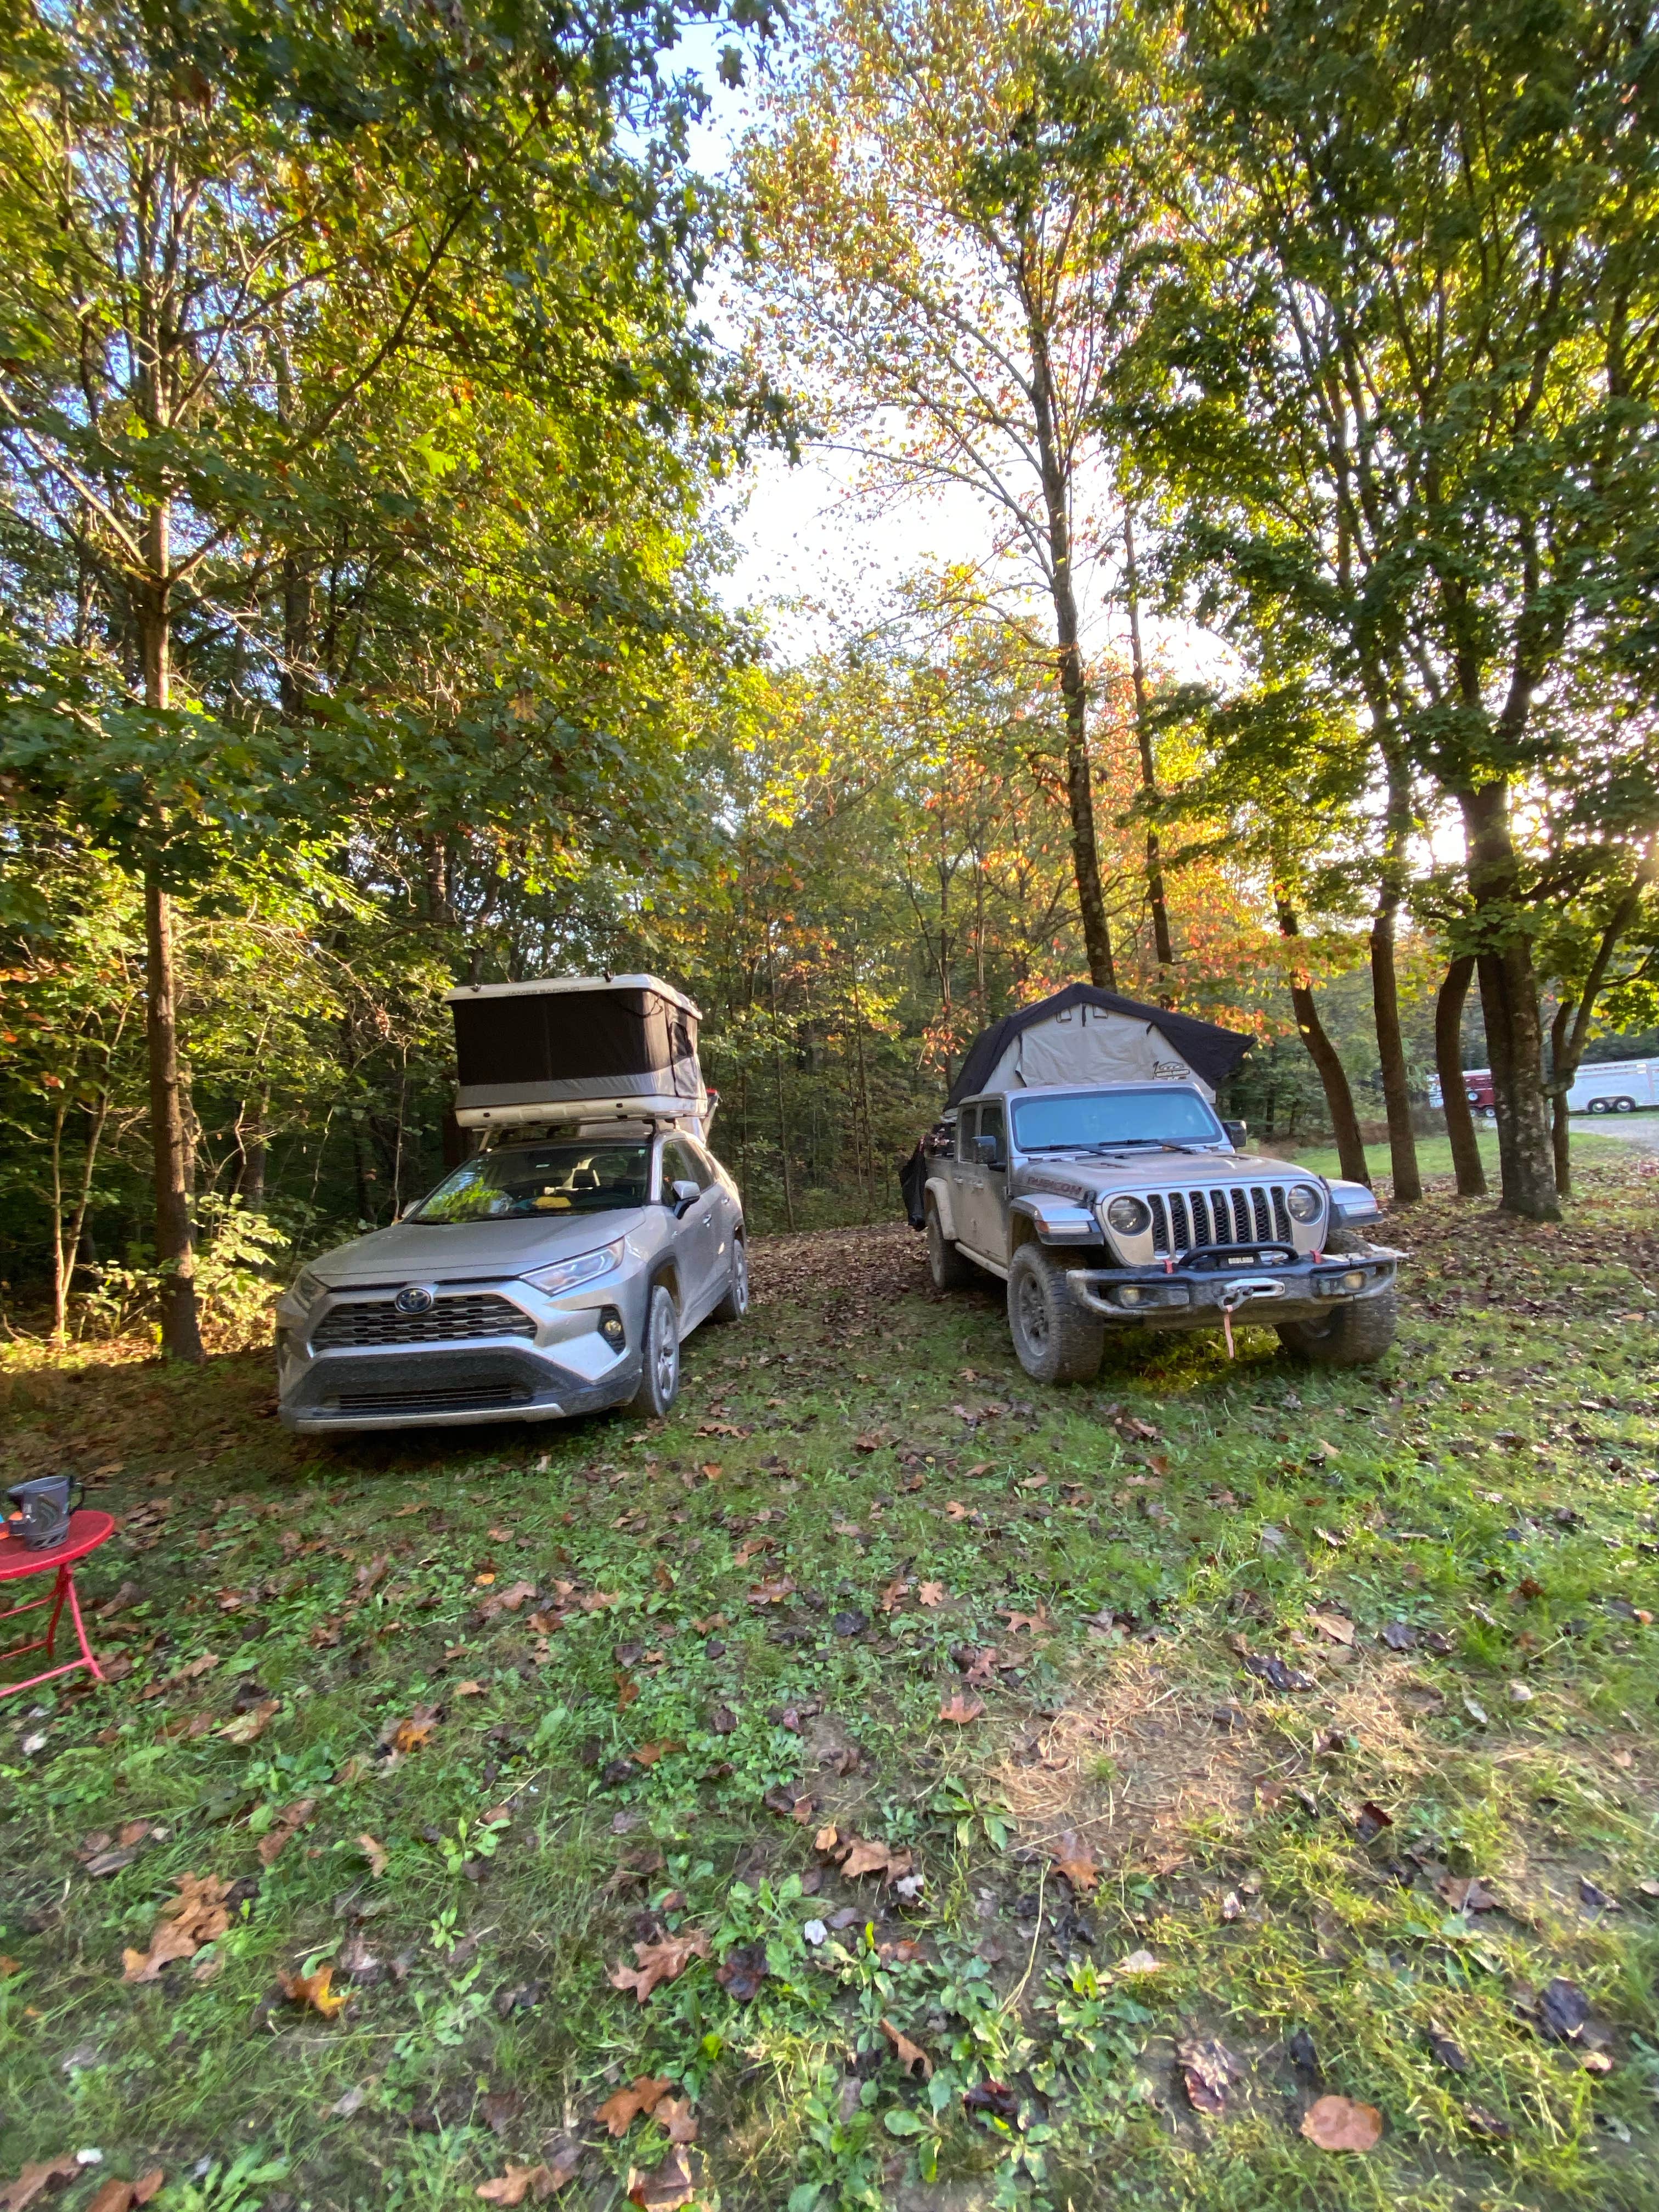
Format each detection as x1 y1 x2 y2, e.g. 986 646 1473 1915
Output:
3 1152 1659 2212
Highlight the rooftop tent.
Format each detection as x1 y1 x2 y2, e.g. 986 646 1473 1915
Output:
447 975 706 1131
946 983 1251 1108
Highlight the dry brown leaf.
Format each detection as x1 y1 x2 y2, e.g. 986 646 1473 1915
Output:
478 1581 538 1623
1301 2095 1383 2152
256 1797 317 1867
607 1932 711 2004
626 2147 695 2211
917 1581 946 1608
476 2155 579 2206
86 2182 143 2212
840 1837 895 1880
814 1823 839 1853
877 1576 909 1612
881 2017 933 2079
277 1963 349 2018
654 2097 698 2145
631 1740 680 1768
1049 1832 1099 1892
0 1957 18 1978
122 1871 233 1982
382 1703 439 1753
596 2076 673 2136
0 2159 79 2212
129 2174 162 2205
453 1680 486 1698
939 1693 985 1724
217 1698 281 1746
747 1576 796 1606
1307 1609 1356 1647
357 1832 389 1877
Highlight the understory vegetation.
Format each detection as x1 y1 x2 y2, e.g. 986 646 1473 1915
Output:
3 1149 1657 2211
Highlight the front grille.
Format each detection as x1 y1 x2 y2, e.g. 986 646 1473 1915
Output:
330 1381 534 1415
1147 1184 1295 1255
312 1293 535 1350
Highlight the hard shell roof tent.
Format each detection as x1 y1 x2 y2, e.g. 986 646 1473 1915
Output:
447 974 711 1135
946 982 1250 1107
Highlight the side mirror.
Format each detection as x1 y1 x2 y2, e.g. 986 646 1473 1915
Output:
974 1133 1005 1169
1222 1120 1247 1149
669 1177 701 1217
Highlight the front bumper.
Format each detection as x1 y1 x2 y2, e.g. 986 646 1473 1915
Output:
1065 1245 1400 1329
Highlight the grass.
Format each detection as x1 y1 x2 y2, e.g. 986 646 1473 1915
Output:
2 1150 1658 2212
1287 1125 1653 1184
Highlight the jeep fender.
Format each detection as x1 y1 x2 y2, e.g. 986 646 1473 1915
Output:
924 1176 958 1241
1009 1193 1099 1246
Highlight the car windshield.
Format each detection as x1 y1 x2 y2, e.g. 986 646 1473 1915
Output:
1011 1087 1223 1150
408 1142 651 1222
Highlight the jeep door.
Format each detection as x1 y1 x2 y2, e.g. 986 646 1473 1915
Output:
957 1098 1009 1261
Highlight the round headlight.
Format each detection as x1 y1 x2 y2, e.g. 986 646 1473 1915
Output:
1286 1184 1324 1223
1106 1195 1153 1236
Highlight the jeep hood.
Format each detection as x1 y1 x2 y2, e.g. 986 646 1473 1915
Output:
309 1208 652 1286
1022 1149 1323 1195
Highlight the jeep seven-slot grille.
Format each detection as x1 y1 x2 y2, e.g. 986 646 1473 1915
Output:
312 1293 535 1350
1147 1184 1294 1255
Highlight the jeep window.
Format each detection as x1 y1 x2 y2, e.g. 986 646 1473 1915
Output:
956 1107 979 1162
978 1100 1007 1166
1011 1088 1224 1150
408 1142 651 1221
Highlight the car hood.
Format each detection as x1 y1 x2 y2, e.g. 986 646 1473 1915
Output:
309 1208 653 1287
1019 1149 1322 1195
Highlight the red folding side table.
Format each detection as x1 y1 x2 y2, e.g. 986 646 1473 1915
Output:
0 1510 116 1697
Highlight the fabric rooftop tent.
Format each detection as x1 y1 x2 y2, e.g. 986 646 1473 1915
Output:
946 983 1250 1108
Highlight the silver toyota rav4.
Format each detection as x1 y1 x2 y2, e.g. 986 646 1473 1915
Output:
275 1122 747 1432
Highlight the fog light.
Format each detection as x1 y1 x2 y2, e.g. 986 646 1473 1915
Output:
1118 1284 1144 1306
1342 1268 1366 1292
599 1306 625 1348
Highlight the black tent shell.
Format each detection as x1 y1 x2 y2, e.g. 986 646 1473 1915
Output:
945 983 1250 1108
447 974 703 1126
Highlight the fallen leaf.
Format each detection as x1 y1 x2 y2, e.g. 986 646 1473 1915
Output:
626 2147 695 2211
477 2159 577 2205
917 1580 946 1607
1177 2036 1241 2116
1437 1874 1499 1913
1049 1832 1098 1891
938 1693 985 1724
1381 1620 1417 1651
1463 2102 1513 2140
1117 1949 1161 1975
382 1704 439 1753
357 1833 389 1876
1242 1652 1314 1692
1426 2026 1468 2072
654 2097 697 2145
277 1963 348 2018
963 2079 1019 2123
122 1871 234 1981
631 1740 680 1767
607 1931 711 2002
748 1576 796 1606
1537 1977 1590 2041
1307 1609 1355 1646
0 2160 79 2212
256 1797 317 1867
1354 1801 1393 1844
597 2077 672 2136
881 2017 932 2078
715 1939 770 2000
1301 2095 1383 2152
217 1699 281 1746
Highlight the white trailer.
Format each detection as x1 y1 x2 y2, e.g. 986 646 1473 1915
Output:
1567 1061 1659 1114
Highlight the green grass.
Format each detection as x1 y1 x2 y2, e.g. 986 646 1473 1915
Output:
1286 1126 1649 1184
3 1152 1658 2212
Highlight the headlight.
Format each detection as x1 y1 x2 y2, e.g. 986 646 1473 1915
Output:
293 1268 328 1307
1286 1184 1324 1223
522 1240 624 1296
1105 1196 1152 1235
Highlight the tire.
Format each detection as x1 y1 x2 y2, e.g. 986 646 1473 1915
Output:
1277 1285 1398 1368
628 1282 681 1416
1589 1098 1608 1114
709 1234 749 1324
1615 1097 1635 1114
1321 1222 1376 1256
1006 1243 1104 1385
926 1199 977 1291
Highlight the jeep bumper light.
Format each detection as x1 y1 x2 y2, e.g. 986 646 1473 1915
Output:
1316 1267 1371 1296
1115 1281 1190 1309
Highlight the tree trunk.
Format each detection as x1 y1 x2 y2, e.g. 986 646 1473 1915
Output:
1277 897 1369 1187
139 504 204 1361
769 952 797 1233
1124 513 1174 983
49 1096 68 1346
1029 308 1113 987
1549 996 1574 1199
1370 746 1421 1201
234 1084 269 1209
1459 783 1559 1219
1434 953 1487 1197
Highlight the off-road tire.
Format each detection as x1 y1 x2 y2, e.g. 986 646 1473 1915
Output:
926 1199 977 1291
1277 1285 1398 1368
1322 1222 1378 1256
1006 1243 1104 1385
709 1234 749 1324
628 1281 681 1415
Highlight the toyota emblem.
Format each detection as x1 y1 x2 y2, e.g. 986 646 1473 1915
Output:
395 1285 435 1315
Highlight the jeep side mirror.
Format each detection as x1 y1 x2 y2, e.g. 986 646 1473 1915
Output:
669 1177 701 1216
974 1133 1004 1169
1222 1119 1247 1149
